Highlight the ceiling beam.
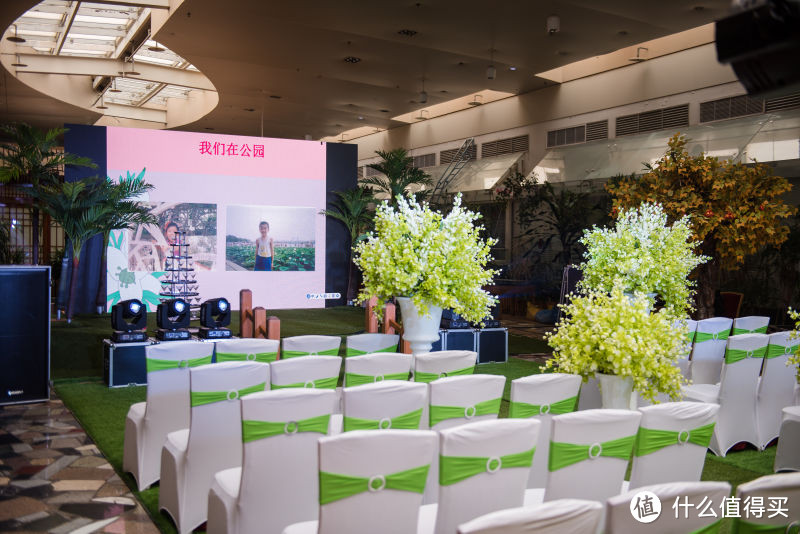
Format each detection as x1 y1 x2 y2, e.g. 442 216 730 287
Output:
55 1 80 55
113 7 150 59
77 0 169 8
98 102 166 123
135 81 165 106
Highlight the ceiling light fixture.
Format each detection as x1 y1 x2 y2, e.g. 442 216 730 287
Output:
546 15 561 35
343 56 361 64
415 109 429 121
108 77 121 93
118 56 140 76
96 95 109 110
419 77 428 104
487 48 496 80
269 95 281 99
379 109 389 113
628 46 649 63
468 94 483 106
509 66 517 71
357 115 364 120
6 25 26 43
397 29 418 37
11 54 27 68
147 40 166 52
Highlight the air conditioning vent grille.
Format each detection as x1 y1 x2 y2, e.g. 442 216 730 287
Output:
585 120 609 141
412 153 436 168
440 145 477 164
765 92 800 112
616 104 688 136
616 114 639 137
482 135 529 157
699 95 764 123
546 126 585 148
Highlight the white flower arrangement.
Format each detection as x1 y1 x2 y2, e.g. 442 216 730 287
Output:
353 194 498 324
545 287 687 402
788 308 800 383
579 202 709 315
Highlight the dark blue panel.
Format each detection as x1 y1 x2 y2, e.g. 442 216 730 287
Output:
325 142 358 307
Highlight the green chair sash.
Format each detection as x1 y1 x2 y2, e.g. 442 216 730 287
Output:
429 397 501 427
633 423 715 456
508 396 578 419
439 447 535 486
687 331 697 343
319 464 430 505
732 326 768 335
732 519 799 534
242 414 330 442
690 519 723 534
725 346 768 364
343 408 423 431
271 376 339 390
344 371 409 387
190 382 266 407
216 351 278 363
694 330 731 343
345 345 398 357
549 435 636 471
766 344 799 359
282 348 340 359
414 365 475 384
146 355 212 373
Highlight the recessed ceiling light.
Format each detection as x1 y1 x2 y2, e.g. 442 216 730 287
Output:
693 5 705 11
244 108 255 112
343 56 361 64
556 50 570 56
618 30 629 36
509 66 517 71
357 116 364 120
269 95 281 99
204 127 214 130
7 25 25 43
440 89 448 93
397 29 417 37
379 109 389 113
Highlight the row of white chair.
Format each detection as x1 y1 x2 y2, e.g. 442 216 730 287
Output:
213 332 400 362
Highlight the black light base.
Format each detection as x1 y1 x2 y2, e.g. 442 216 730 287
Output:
199 327 232 339
156 328 191 341
111 330 148 343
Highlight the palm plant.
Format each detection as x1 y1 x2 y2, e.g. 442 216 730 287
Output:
362 148 432 206
0 123 96 265
320 185 374 301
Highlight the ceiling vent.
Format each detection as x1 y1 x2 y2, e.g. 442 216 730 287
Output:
481 135 529 158
440 145 477 164
765 92 800 112
615 104 689 137
700 95 763 123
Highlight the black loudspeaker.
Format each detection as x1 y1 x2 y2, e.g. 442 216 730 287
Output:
477 328 508 364
0 266 50 405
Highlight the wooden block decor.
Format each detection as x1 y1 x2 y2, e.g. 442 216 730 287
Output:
253 307 267 339
383 303 396 335
365 296 379 333
267 316 280 340
240 289 253 338
400 339 412 354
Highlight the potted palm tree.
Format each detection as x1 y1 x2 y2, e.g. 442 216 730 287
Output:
362 148 432 206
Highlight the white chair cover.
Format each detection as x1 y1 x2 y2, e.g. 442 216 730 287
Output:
281 429 438 534
282 335 342 358
733 315 770 335
343 353 412 388
207 388 336 534
757 331 800 449
509 373 582 488
414 351 478 383
123 341 214 491
341 380 428 432
628 402 719 490
456 499 603 534
606 481 731 534
682 333 767 456
345 333 400 356
540 409 642 503
577 377 602 411
675 318 698 379
689 317 733 384
775 406 800 472
159 361 270 534
733 473 800 531
215 338 280 363
269 356 342 391
417 419 540 534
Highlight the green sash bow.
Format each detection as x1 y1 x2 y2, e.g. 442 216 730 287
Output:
343 408 423 431
694 330 730 343
414 365 475 384
242 414 330 442
345 345 398 357
146 355 212 373
216 351 278 363
725 346 768 364
439 447 535 486
344 371 409 387
766 344 799 359
282 348 340 359
271 376 338 390
690 519 723 534
319 464 430 505
508 396 578 419
732 519 800 533
633 423 715 456
429 397 501 427
190 382 266 407
549 435 636 471
732 326 768 335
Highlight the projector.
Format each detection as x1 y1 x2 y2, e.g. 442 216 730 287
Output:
716 0 800 96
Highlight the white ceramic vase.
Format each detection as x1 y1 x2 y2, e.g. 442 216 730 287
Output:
596 372 637 410
396 297 443 355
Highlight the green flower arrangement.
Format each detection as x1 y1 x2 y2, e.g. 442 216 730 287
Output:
545 287 687 402
788 308 800 383
353 194 498 324
579 202 709 315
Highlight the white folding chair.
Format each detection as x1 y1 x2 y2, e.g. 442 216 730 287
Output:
414 351 477 384
775 406 800 472
733 315 770 335
215 338 280 363
345 333 400 357
509 373 582 488
757 331 800 449
577 377 602 411
682 333 768 456
343 353 412 387
281 429 438 534
456 499 603 534
123 341 214 491
628 402 719 490
269 356 342 391
159 361 269 534
416 419 540 534
207 388 336 534
689 317 733 384
606 481 731 534
732 473 800 532
341 380 427 432
282 335 342 358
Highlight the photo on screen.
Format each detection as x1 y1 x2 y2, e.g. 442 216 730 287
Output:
127 202 218 272
226 205 316 272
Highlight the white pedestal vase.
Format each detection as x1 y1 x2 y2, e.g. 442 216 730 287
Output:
396 297 443 356
596 373 637 410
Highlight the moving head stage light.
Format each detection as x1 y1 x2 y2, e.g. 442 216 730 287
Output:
156 298 191 341
110 299 148 343
199 297 232 339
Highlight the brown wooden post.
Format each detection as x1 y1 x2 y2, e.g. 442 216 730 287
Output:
267 316 281 358
239 289 253 337
400 339 412 354
253 306 267 339
365 296 379 333
383 303 396 335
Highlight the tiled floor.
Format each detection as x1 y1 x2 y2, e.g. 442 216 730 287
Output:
0 395 158 534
